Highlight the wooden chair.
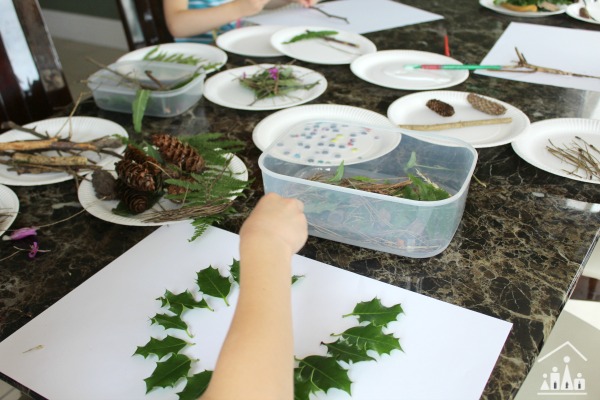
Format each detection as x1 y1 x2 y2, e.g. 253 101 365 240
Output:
0 0 72 131
116 0 174 51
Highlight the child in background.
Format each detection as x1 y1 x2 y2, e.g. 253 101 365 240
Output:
199 192 308 400
163 0 319 44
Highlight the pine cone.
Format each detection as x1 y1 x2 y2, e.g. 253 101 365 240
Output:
166 176 196 203
426 99 455 117
151 133 205 173
115 158 159 192
116 179 152 214
467 93 507 116
123 145 161 175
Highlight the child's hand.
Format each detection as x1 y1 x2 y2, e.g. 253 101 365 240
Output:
295 0 319 6
240 193 308 255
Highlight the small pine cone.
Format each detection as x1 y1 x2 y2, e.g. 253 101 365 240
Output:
116 179 152 214
151 133 205 173
165 176 196 203
91 170 118 200
123 145 161 175
115 158 158 192
467 93 507 116
426 99 455 117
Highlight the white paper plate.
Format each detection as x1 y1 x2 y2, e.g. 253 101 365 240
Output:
566 3 600 25
387 91 530 148
216 25 285 57
0 117 128 186
204 64 327 111
78 154 248 226
270 26 377 65
252 104 396 153
511 118 600 184
350 50 469 91
0 184 19 237
117 43 227 73
479 0 567 17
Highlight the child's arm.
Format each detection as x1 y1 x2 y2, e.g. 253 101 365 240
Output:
200 193 308 400
163 0 270 38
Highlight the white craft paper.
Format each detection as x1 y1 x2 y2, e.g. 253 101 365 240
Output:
0 224 511 400
244 0 443 34
476 22 600 92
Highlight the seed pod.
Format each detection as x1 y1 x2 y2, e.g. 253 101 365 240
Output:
426 99 455 117
467 93 507 116
151 134 205 173
91 169 117 200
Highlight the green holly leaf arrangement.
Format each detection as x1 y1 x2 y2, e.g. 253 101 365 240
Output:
196 265 233 306
177 371 213 400
150 313 191 337
134 336 190 359
143 354 193 393
343 297 404 327
157 289 213 315
293 297 404 399
229 258 240 284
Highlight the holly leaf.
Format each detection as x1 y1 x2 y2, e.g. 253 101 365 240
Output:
229 259 240 284
150 313 191 336
343 297 404 327
133 335 190 359
144 353 192 393
296 355 352 396
322 339 375 363
196 266 233 306
336 324 402 356
157 289 213 315
292 275 305 285
177 370 213 400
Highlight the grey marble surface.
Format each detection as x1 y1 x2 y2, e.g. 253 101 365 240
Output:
2 1 600 399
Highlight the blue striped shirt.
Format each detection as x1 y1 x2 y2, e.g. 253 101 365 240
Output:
174 0 235 44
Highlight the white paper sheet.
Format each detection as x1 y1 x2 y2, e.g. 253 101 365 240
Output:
476 22 600 92
244 0 443 34
0 224 511 400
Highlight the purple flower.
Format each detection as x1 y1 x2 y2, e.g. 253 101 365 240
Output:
8 227 37 240
268 67 279 80
28 242 39 259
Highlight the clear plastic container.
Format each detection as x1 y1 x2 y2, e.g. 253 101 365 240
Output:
258 121 478 258
87 60 205 117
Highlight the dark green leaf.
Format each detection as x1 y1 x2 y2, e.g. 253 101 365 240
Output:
150 313 190 335
343 297 404 327
336 324 402 356
177 370 213 400
322 339 375 363
296 355 352 396
402 174 450 201
292 275 305 285
229 258 240 284
196 266 232 306
132 89 150 133
144 353 192 393
133 335 190 359
329 161 345 183
157 289 213 315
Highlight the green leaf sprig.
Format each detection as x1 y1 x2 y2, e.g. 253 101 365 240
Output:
283 30 339 44
238 64 320 106
294 297 404 399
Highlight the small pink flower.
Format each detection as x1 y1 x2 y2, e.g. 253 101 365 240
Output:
9 227 37 240
268 67 279 80
28 242 39 259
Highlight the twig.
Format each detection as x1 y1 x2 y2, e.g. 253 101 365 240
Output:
398 117 512 131
512 47 600 80
309 6 349 24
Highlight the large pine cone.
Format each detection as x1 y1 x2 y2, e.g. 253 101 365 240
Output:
151 134 205 173
426 99 455 117
115 158 159 192
123 145 161 175
116 179 152 214
467 93 507 116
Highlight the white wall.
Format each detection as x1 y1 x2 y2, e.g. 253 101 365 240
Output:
41 8 128 50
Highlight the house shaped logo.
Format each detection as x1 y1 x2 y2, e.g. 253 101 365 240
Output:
537 341 588 396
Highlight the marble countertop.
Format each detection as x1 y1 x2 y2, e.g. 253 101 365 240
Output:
2 1 600 399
